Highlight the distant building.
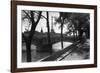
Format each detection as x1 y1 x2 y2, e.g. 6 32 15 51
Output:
40 28 43 33
51 16 55 34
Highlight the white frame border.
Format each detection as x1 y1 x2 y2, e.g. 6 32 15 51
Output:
17 5 94 68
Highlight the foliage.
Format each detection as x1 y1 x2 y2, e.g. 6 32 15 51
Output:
55 12 90 42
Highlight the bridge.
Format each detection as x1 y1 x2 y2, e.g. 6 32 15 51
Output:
22 31 78 52
31 35 75 52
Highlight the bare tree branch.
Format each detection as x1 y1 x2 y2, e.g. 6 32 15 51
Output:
33 11 47 19
23 10 31 20
35 11 42 24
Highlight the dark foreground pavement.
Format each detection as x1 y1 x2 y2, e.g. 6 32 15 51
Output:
41 39 90 61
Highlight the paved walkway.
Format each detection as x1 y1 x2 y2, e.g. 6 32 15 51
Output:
41 39 90 61
58 39 90 61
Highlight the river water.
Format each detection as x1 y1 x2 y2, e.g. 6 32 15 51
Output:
22 41 72 62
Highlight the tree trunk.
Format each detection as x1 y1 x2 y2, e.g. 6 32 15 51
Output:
74 31 76 41
61 18 64 49
78 29 83 43
24 26 36 62
76 30 78 41
26 39 31 62
61 26 63 49
46 12 52 53
22 33 32 62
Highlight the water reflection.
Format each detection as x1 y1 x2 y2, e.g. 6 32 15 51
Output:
22 41 72 62
52 42 72 52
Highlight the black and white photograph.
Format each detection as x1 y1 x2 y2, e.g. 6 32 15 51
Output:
11 1 97 72
22 10 90 62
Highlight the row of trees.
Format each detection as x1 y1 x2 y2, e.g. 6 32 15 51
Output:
55 12 90 49
22 10 90 62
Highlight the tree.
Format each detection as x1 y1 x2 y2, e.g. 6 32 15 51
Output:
69 13 90 42
46 12 52 53
55 12 68 49
22 10 42 62
60 13 65 49
55 12 90 43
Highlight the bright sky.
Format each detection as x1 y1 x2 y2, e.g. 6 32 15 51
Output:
22 11 68 34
